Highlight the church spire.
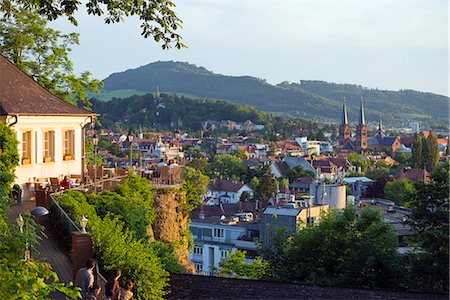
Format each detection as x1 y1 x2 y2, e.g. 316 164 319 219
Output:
342 97 348 125
359 96 365 125
156 86 160 99
378 113 383 132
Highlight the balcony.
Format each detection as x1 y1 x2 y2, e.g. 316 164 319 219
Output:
233 237 258 250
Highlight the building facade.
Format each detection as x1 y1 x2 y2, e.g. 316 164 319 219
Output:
0 54 94 199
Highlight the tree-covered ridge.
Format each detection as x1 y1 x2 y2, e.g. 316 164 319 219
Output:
282 81 449 123
100 61 449 126
91 93 270 130
91 93 336 139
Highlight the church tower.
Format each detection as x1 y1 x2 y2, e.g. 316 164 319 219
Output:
377 113 383 134
356 97 367 151
338 97 350 146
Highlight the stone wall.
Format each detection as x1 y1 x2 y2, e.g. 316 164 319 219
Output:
152 189 194 273
168 274 448 300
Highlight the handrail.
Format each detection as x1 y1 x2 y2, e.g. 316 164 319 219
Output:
49 191 81 232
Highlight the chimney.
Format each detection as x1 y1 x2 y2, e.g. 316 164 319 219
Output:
255 200 260 211
199 204 205 220
219 203 226 216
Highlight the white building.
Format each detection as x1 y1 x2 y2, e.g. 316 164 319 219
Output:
410 122 420 134
0 54 94 199
203 179 253 205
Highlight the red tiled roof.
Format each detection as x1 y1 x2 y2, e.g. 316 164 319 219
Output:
437 138 448 145
0 54 93 116
207 179 245 193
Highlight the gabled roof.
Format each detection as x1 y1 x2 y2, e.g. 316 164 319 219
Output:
190 201 268 219
0 54 93 116
207 179 246 193
274 161 291 177
395 168 429 182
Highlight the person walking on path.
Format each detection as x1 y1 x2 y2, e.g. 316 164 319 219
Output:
103 268 121 300
75 258 96 298
112 279 133 300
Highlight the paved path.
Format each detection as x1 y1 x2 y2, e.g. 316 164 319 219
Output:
9 200 73 299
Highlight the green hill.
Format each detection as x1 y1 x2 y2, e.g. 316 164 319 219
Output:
91 94 336 139
100 61 449 126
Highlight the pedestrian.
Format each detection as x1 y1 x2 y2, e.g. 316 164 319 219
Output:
75 258 96 298
103 268 121 300
112 279 133 300
85 283 101 300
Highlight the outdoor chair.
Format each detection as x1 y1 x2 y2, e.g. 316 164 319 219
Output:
49 177 61 192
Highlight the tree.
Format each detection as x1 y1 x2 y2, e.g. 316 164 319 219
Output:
411 133 422 168
187 158 208 173
275 207 401 289
218 250 268 280
257 172 277 202
383 178 415 206
0 200 80 298
280 178 289 190
422 132 439 172
405 162 449 292
286 165 314 183
233 149 247 160
0 123 19 197
206 154 248 181
248 176 260 192
1 0 184 49
239 191 251 202
0 8 101 109
346 152 371 173
182 166 209 212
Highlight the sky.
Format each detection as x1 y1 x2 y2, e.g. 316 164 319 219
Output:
51 0 449 96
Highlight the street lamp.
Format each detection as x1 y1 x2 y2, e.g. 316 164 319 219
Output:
16 214 24 233
80 215 88 234
92 134 99 193
16 214 30 260
128 131 134 168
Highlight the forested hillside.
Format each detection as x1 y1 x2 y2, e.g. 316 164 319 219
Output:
99 61 449 126
91 94 336 139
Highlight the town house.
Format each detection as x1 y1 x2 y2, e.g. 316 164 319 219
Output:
0 54 94 198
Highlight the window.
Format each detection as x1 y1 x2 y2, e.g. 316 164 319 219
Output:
213 228 224 238
220 250 228 259
21 131 32 164
307 216 316 225
43 131 55 162
193 246 203 255
63 130 75 160
195 263 203 273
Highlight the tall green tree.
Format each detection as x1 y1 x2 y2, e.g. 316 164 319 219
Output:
405 162 449 292
1 0 184 49
257 172 277 202
182 166 209 212
0 8 101 109
274 207 401 289
422 132 439 172
411 133 422 168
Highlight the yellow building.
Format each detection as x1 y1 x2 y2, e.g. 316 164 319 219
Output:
0 54 94 199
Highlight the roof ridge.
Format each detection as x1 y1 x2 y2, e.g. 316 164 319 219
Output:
0 53 94 116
